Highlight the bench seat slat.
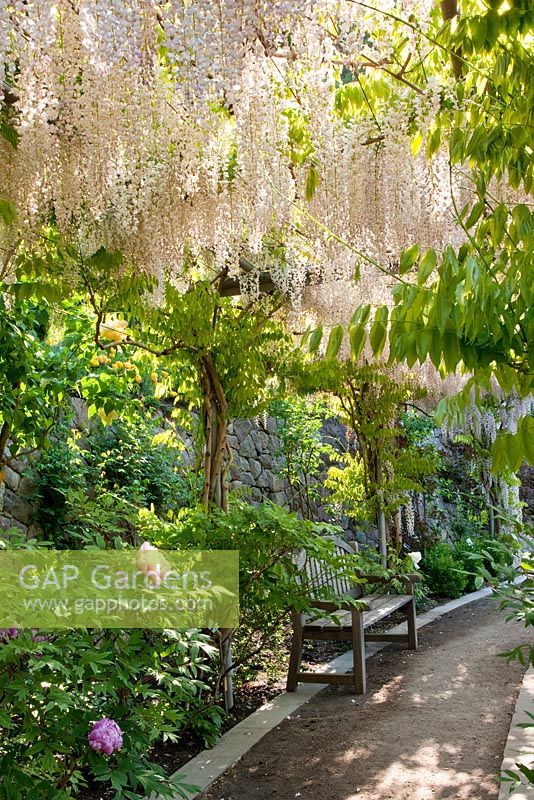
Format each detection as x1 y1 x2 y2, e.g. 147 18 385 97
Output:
362 594 413 628
303 594 412 631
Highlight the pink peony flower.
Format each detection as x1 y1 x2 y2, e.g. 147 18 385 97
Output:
0 628 19 640
88 718 123 756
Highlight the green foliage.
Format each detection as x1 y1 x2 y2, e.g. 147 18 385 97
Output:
35 416 197 549
0 198 17 225
0 624 219 800
466 532 534 668
293 360 438 537
135 500 364 678
497 542 534 663
434 440 490 541
492 415 534 474
454 535 513 592
399 410 435 446
86 417 195 514
0 283 164 478
422 542 468 599
97 277 293 423
68 263 296 507
0 293 82 464
353 3 534 467
270 396 334 519
324 2 534 470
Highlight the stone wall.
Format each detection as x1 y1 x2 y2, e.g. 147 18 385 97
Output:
2 413 533 540
225 416 352 532
0 413 351 537
0 450 42 536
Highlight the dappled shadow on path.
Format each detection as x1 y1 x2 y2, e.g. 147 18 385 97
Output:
200 599 525 800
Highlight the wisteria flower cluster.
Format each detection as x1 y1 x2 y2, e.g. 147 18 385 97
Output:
0 0 468 311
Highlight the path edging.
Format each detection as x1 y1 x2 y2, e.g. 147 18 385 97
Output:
163 586 496 798
498 666 534 800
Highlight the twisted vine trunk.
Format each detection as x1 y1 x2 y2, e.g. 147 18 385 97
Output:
199 353 234 709
200 354 229 512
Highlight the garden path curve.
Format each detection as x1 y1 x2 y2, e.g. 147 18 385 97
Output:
198 598 527 800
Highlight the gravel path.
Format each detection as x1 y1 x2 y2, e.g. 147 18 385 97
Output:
199 598 527 800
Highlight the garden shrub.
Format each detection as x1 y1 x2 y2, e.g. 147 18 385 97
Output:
86 417 196 514
136 500 366 685
270 396 334 520
422 541 468 599
36 415 198 548
0 626 220 800
454 535 514 592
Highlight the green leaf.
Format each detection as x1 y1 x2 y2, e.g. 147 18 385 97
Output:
399 244 419 275
428 329 442 369
410 130 423 156
470 15 487 49
305 165 319 201
308 324 323 354
417 249 437 284
426 127 441 157
0 120 20 149
325 325 344 360
492 432 523 473
369 320 387 356
519 416 534 466
449 127 465 162
415 331 430 363
491 203 508 248
465 200 485 229
442 330 460 371
349 324 366 361
300 325 312 349
0 197 17 225
351 304 371 326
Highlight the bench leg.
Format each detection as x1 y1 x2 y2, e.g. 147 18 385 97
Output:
351 609 366 694
406 597 418 649
286 611 304 692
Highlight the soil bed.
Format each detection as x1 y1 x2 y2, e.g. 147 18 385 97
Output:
79 633 352 799
198 597 527 800
79 594 482 799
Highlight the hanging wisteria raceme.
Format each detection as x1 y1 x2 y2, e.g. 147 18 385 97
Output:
440 392 534 525
1 0 467 299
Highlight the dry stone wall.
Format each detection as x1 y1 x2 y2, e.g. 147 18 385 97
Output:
0 414 352 536
0 448 42 536
226 416 354 533
3 413 533 540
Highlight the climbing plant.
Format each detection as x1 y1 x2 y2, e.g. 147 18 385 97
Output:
292 358 438 557
69 250 294 510
270 396 334 520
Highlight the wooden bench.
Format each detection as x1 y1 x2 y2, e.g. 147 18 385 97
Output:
286 538 419 694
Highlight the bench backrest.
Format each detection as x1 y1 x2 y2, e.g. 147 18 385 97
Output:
298 536 362 600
